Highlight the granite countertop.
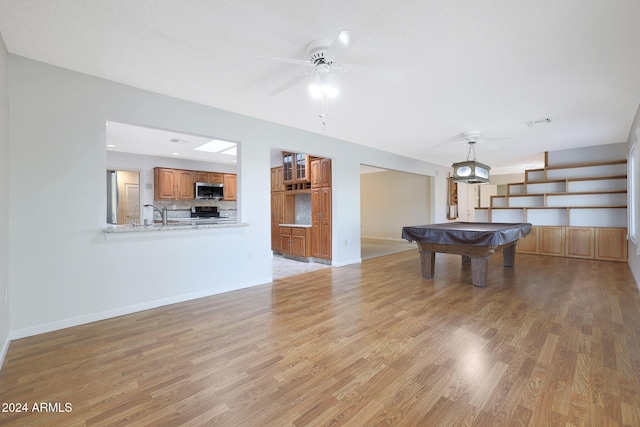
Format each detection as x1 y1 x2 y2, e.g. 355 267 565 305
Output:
104 218 246 233
279 223 312 228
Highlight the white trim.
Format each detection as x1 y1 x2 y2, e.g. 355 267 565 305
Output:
10 278 271 340
332 258 362 267
629 143 640 252
0 334 10 370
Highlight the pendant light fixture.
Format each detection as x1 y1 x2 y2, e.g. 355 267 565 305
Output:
452 140 491 184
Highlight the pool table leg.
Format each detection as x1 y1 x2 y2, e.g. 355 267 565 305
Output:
470 257 489 287
503 244 516 267
419 250 436 278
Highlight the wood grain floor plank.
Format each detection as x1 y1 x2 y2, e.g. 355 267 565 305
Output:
1 252 640 425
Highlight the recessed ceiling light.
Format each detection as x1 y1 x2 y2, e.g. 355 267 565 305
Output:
171 152 180 156
106 144 116 148
194 139 236 153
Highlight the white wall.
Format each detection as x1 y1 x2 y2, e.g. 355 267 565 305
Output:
490 173 525 185
361 170 431 240
628 105 640 286
7 55 450 338
0 32 10 365
549 142 628 166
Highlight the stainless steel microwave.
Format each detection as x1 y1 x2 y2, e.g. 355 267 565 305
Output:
195 182 224 199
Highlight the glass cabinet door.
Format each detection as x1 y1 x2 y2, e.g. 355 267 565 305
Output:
295 153 307 181
282 152 293 182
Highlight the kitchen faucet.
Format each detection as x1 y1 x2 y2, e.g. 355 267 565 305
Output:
144 203 168 226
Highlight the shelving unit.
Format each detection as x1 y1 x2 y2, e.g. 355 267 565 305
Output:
476 156 628 262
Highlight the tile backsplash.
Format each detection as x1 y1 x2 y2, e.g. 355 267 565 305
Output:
295 194 311 224
149 200 237 220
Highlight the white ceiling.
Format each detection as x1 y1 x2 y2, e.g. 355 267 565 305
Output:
1 0 639 175
106 121 238 164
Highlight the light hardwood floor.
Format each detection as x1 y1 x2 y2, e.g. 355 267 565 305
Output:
1 250 640 426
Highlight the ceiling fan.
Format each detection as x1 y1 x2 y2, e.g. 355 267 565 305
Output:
260 30 403 98
434 131 514 153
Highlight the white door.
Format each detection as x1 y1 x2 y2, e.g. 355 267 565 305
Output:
457 183 480 221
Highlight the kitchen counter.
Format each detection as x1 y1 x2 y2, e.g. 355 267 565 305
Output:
279 224 312 228
104 218 246 234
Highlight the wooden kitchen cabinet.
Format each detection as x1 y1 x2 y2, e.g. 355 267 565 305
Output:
271 167 284 192
311 158 331 188
279 226 311 257
282 152 309 184
154 168 194 200
209 173 224 184
311 187 332 259
223 174 237 201
271 191 284 251
177 170 194 199
194 171 209 183
155 168 177 199
193 171 224 184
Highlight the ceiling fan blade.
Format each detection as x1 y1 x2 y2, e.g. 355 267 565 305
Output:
338 63 403 81
325 30 360 63
268 73 311 96
257 56 312 67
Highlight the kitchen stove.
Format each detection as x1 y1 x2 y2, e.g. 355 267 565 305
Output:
191 206 219 219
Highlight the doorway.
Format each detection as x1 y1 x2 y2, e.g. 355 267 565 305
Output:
360 165 430 259
107 169 141 225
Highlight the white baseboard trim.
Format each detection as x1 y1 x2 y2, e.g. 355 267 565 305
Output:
332 258 362 267
631 261 640 292
0 333 10 370
10 278 272 340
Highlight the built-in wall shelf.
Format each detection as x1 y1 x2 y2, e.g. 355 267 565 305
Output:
477 152 628 261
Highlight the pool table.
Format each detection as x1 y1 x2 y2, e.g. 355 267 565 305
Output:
402 222 532 287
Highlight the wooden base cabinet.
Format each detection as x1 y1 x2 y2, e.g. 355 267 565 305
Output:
595 228 628 262
516 225 626 262
279 226 311 257
516 226 538 254
539 226 566 257
566 227 595 259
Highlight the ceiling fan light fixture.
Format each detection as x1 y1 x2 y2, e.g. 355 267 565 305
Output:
308 73 339 99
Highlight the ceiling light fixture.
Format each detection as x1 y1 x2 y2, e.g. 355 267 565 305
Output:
452 141 491 184
308 65 339 99
525 117 552 128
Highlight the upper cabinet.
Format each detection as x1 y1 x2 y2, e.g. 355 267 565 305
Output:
154 167 235 201
194 171 223 184
223 173 237 201
311 158 331 188
282 152 309 184
271 166 284 192
154 168 194 200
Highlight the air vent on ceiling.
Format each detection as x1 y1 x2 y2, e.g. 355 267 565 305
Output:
526 118 552 128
